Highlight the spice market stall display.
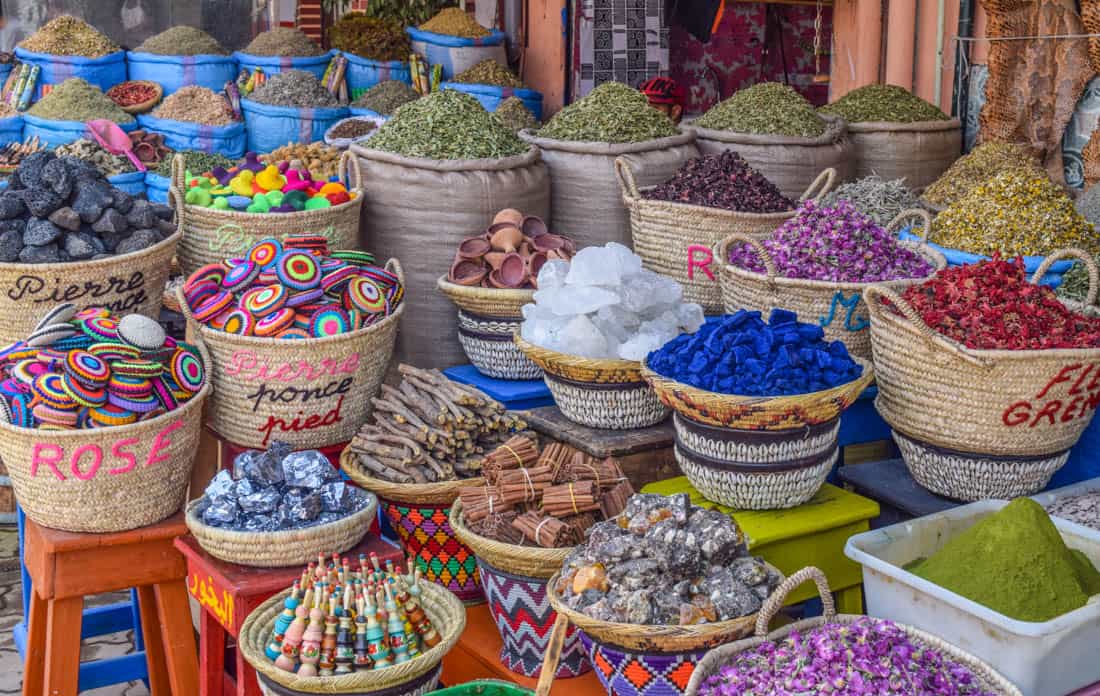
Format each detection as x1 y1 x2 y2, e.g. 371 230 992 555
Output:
546 493 783 696
54 137 147 195
340 366 527 602
351 80 420 118
844 499 1100 694
0 152 179 343
138 86 246 158
407 8 508 80
22 78 137 149
262 142 345 180
177 235 403 451
494 98 539 134
442 59 544 120
240 70 349 153
520 82 697 251
864 251 1100 501
238 552 466 695
185 442 379 566
641 310 872 510
688 82 854 199
352 89 549 368
818 84 960 191
170 150 364 275
0 304 210 532
127 26 238 96
516 243 706 430
685 567 1021 696
106 80 163 116
718 205 944 359
920 141 1044 213
438 208 576 380
233 27 334 79
14 16 126 102
449 436 634 678
619 153 836 314
328 13 413 99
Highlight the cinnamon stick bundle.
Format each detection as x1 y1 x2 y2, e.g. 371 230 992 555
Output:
482 433 539 485
497 465 554 505
542 481 601 517
470 511 526 545
538 441 583 481
561 512 597 545
557 454 626 490
512 511 573 548
600 480 635 520
458 485 512 523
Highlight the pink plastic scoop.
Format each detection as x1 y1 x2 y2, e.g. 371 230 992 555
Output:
86 119 146 173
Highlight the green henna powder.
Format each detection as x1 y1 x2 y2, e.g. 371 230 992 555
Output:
908 498 1100 622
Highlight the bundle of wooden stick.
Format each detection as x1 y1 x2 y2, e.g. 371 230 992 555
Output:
348 364 527 484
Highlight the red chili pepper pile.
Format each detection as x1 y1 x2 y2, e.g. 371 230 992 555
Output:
899 256 1100 350
106 81 157 107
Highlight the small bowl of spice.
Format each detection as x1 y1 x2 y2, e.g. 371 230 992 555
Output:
106 80 163 114
323 115 385 149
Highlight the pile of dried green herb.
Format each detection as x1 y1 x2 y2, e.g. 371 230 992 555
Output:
538 81 677 143
134 26 228 55
452 59 524 88
242 27 324 57
367 90 527 160
819 84 949 123
695 82 826 138
924 141 1044 208
820 175 923 227
419 7 491 38
27 78 134 124
352 80 419 115
328 13 410 61
1057 257 1100 306
494 97 539 132
154 150 234 178
248 70 338 108
18 15 119 57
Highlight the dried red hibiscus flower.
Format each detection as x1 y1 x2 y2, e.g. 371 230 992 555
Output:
898 256 1100 350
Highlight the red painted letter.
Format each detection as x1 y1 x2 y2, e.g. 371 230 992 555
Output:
69 444 103 481
109 438 140 475
30 443 66 480
687 245 715 281
145 420 185 468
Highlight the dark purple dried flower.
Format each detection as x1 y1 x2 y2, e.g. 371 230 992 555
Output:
645 151 794 214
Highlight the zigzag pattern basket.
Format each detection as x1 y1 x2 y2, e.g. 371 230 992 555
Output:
892 429 1070 502
383 500 483 603
457 311 541 380
581 633 705 696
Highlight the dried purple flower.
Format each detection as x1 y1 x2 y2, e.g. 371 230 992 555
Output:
645 151 794 214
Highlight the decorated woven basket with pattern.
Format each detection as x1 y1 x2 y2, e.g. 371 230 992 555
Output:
515 335 668 430
456 311 541 381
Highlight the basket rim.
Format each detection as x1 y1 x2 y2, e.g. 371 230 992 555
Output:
339 446 485 506
183 491 379 546
0 227 179 273
844 117 962 132
449 499 571 579
436 275 535 304
176 189 364 218
513 334 643 375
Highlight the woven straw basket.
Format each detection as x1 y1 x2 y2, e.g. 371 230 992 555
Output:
176 260 403 451
184 492 378 568
2 349 211 533
865 248 1100 464
515 335 669 430
0 229 179 345
437 277 539 380
240 577 466 696
716 210 946 360
685 567 1022 696
619 160 837 314
170 151 365 276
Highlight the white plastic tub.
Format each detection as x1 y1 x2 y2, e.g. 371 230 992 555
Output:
1032 477 1100 544
845 499 1100 696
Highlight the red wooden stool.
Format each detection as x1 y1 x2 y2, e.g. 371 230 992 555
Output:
21 511 197 696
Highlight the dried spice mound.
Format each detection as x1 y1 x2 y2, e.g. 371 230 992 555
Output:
367 89 527 160
1057 257 1100 306
538 82 677 144
154 150 234 177
27 78 134 124
695 82 826 138
924 141 1043 208
729 200 935 282
327 118 377 139
18 15 119 57
351 80 419 115
909 498 1100 622
248 70 338 108
327 13 410 61
646 151 793 213
55 138 135 177
819 83 949 123
419 7 491 38
1077 180 1100 226
493 96 539 132
930 169 1097 258
698 616 999 696
242 27 324 57
820 175 923 227
153 86 234 125
135 26 228 56
452 59 525 88
900 256 1100 350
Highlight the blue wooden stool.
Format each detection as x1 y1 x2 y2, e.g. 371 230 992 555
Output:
14 506 149 691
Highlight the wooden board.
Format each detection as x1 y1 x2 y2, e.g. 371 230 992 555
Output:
523 0 568 116
838 458 958 519
522 407 674 458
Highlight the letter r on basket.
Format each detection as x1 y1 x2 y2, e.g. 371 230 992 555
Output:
687 245 714 281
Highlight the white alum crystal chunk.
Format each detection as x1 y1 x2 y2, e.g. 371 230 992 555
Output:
533 285 620 316
677 303 706 333
560 314 609 358
536 259 570 290
618 332 667 361
566 243 642 287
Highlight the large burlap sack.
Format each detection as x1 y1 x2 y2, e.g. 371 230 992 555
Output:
518 129 697 250
688 116 855 199
352 143 550 368
847 119 962 191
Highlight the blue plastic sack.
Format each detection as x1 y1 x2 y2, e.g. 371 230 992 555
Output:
145 171 170 204
137 113 246 158
14 48 127 101
232 50 334 80
240 99 348 152
22 114 137 149
126 52 238 95
0 64 11 89
0 116 22 145
107 171 146 196
344 53 411 99
441 82 543 120
405 27 507 79
897 230 1073 288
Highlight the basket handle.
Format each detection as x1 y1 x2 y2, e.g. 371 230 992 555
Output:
536 613 570 696
863 284 989 368
886 208 932 241
614 156 641 201
754 566 835 637
167 184 186 237
385 257 405 284
717 231 778 282
1031 248 1098 307
798 167 837 203
339 149 364 190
